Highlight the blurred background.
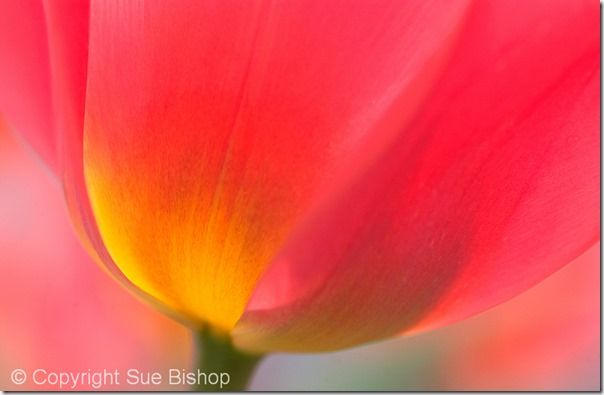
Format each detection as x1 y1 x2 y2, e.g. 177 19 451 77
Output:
0 122 599 391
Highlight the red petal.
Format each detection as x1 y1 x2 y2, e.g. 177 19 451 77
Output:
81 0 470 329
44 0 180 319
233 0 599 352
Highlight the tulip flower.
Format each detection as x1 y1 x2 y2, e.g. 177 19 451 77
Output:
0 0 598 391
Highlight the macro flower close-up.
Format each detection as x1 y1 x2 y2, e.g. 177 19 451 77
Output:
0 0 599 392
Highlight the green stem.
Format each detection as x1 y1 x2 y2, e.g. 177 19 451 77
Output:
193 327 264 391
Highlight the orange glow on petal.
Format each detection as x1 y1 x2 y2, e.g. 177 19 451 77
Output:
84 146 284 329
82 0 469 330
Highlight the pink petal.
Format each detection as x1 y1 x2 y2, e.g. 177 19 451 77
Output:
0 0 56 171
0 1 108 280
0 0 104 264
233 0 599 352
80 0 470 329
42 0 100 258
